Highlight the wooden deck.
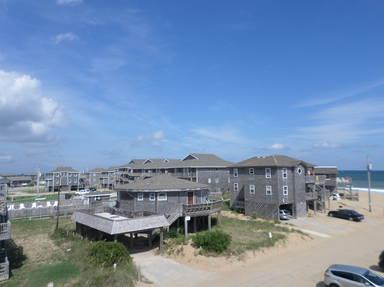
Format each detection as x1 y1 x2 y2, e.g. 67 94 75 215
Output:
182 200 222 217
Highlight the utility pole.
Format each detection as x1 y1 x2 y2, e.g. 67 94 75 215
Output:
367 159 373 213
55 187 61 231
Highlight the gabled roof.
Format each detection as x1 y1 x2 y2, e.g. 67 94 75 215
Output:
180 153 232 167
88 168 108 173
115 174 208 192
50 166 79 173
232 155 314 168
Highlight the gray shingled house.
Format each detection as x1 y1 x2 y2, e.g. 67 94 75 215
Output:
86 168 115 189
230 155 316 220
45 167 80 192
72 174 222 249
0 183 10 281
117 153 232 194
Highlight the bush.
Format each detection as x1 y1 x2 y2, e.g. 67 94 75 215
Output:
89 241 131 267
379 250 384 270
5 239 27 269
192 230 231 254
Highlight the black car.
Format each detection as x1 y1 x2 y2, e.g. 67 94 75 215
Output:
328 209 364 222
90 187 97 192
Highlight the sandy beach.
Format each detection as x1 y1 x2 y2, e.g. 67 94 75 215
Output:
135 191 384 287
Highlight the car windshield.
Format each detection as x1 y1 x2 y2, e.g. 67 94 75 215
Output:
364 271 384 285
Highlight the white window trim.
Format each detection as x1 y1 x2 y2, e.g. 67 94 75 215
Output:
233 168 238 178
208 178 211 184
149 193 156 201
266 185 272 196
297 167 303 175
249 168 254 175
283 185 288 196
265 168 272 179
249 184 255 194
158 192 167 201
282 168 288 179
234 183 239 192
137 193 144 201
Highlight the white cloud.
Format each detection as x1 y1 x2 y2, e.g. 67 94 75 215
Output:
0 154 12 162
0 70 63 142
313 142 340 149
296 99 384 145
53 33 78 44
56 0 83 6
152 130 165 141
191 127 249 145
270 143 286 150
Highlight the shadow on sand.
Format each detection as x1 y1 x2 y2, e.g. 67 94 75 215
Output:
370 265 383 272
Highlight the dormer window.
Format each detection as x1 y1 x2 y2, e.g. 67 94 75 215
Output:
265 168 272 179
249 168 254 175
282 168 288 179
233 168 238 177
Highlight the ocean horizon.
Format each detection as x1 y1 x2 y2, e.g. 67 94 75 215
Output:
338 170 384 193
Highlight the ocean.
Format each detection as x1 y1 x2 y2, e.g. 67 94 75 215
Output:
338 170 384 193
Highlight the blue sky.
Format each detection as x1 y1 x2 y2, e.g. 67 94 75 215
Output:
1 0 384 172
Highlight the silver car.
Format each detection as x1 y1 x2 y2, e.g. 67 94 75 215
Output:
324 264 384 287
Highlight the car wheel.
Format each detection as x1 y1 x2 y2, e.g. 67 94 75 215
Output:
329 213 333 217
349 217 353 221
329 284 339 287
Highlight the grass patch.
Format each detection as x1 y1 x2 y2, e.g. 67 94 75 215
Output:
7 193 65 203
215 216 290 255
5 217 139 287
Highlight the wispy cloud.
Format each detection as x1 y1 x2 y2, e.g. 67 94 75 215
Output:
296 99 384 146
56 0 83 6
296 79 384 108
53 32 78 44
190 127 249 145
270 143 287 150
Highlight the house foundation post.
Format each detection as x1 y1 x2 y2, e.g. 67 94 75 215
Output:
208 214 212 231
129 233 134 249
184 217 188 238
193 217 197 233
148 232 152 248
217 211 221 225
159 228 164 251
114 235 117 243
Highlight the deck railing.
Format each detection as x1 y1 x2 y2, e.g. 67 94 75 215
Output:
183 200 222 216
0 257 9 281
0 222 11 241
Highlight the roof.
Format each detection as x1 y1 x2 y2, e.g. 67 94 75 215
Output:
88 168 109 173
72 211 169 235
328 264 368 275
49 166 79 173
232 155 314 168
0 177 9 184
6 175 33 182
180 153 232 167
115 174 209 192
314 166 338 175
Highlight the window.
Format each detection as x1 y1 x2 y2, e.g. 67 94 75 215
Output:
282 168 288 179
149 193 155 201
208 178 212 184
233 168 238 177
297 167 303 175
249 168 254 175
266 185 272 195
265 168 272 179
137 193 144 201
158 192 167 201
233 183 239 192
68 179 72 184
283 185 288 196
249 185 255 194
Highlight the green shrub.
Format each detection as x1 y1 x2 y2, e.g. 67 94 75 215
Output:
5 239 27 269
192 230 231 254
89 241 131 267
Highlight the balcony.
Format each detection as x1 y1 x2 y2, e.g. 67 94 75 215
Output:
305 191 319 201
305 176 315 184
0 257 9 281
183 200 222 217
0 222 11 241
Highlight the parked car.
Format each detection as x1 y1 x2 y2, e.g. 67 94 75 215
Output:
90 187 97 192
279 209 291 220
328 209 364 222
75 189 90 195
330 192 341 201
324 264 384 287
379 250 384 271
